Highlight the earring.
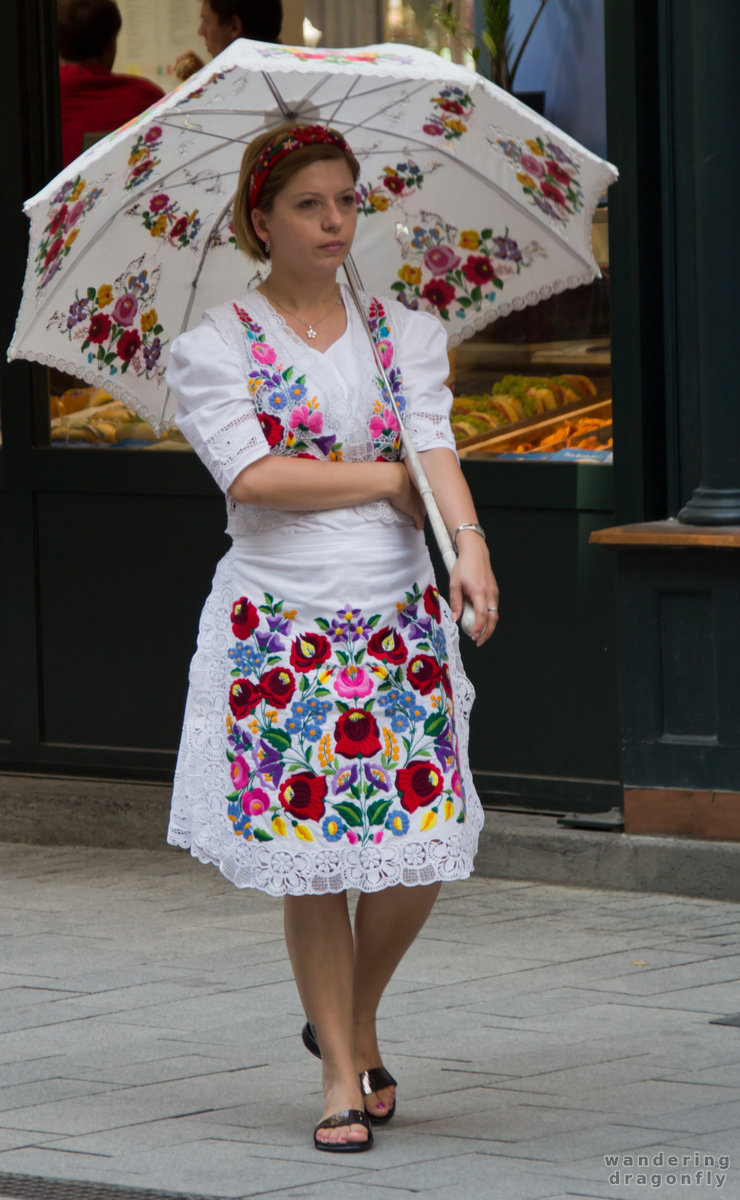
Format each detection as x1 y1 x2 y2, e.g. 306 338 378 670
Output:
264 239 271 255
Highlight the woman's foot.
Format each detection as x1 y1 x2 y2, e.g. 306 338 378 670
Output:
314 1074 371 1148
354 1019 397 1121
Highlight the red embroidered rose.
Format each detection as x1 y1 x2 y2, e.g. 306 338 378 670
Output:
396 761 444 813
462 255 497 286
49 205 68 235
229 678 261 718
367 626 407 664
384 175 405 194
133 159 153 178
170 216 189 241
546 160 571 186
406 654 441 695
149 193 170 213
334 709 382 758
541 181 565 206
258 412 284 447
116 329 141 362
278 771 327 822
440 662 452 698
45 237 64 266
259 667 296 709
290 633 331 673
423 585 441 622
231 597 259 639
439 100 464 115
88 313 112 344
421 278 456 310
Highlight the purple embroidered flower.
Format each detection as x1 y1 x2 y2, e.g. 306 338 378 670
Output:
256 630 285 654
66 298 89 329
267 614 292 637
143 337 162 371
332 763 359 794
397 604 432 639
491 236 523 263
253 739 284 788
313 434 336 457
544 140 574 166
396 291 420 311
435 724 455 772
364 763 390 792
330 607 361 642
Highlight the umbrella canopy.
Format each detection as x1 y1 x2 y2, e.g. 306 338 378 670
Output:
8 39 617 432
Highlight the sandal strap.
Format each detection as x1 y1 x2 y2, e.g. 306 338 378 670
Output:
360 1065 397 1095
314 1108 371 1133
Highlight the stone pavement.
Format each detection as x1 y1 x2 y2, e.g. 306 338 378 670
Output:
1 843 739 1200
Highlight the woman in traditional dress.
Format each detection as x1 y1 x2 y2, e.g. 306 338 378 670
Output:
166 123 499 1152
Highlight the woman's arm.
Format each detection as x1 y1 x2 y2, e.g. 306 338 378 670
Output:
415 448 499 645
229 454 427 527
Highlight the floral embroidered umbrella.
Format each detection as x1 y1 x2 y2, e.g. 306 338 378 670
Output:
8 38 617 432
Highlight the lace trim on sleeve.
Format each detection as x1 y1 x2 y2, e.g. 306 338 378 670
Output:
402 409 458 455
198 411 268 494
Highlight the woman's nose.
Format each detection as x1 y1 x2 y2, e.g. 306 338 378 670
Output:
323 203 343 228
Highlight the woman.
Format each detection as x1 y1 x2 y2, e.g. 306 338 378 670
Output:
166 123 499 1152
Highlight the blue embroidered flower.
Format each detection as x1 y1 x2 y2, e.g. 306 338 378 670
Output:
391 710 410 733
288 382 307 402
432 625 447 659
386 809 410 836
304 721 323 742
228 642 264 673
322 814 347 841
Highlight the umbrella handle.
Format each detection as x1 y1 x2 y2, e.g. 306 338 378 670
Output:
342 259 477 638
399 428 477 639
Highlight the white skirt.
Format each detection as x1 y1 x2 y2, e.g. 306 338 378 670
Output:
168 518 484 895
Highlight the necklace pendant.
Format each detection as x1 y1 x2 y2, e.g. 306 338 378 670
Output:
306 326 317 340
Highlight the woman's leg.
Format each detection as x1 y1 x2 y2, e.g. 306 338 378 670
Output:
283 891 368 1145
352 881 442 1115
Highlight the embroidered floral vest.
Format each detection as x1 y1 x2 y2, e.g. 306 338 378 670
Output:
232 296 405 463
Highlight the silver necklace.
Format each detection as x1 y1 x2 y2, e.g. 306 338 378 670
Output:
264 286 343 340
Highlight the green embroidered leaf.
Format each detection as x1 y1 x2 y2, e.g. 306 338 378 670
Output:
267 655 281 666
363 699 374 712
368 613 382 627
355 649 365 664
262 727 292 752
299 675 309 693
336 701 349 714
494 277 504 290
315 687 331 697
481 228 493 240
424 713 448 739
230 669 241 677
402 736 411 756
471 286 482 303
458 296 472 308
333 801 363 827
456 811 465 823
440 307 450 321
253 827 273 841
315 617 330 630
226 750 235 763
87 287 97 300
225 789 239 801
368 799 393 827
336 650 349 666
153 324 163 336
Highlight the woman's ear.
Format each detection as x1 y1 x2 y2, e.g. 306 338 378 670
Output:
230 16 244 44
251 208 269 244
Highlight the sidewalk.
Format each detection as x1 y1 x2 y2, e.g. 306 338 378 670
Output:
1 842 739 1200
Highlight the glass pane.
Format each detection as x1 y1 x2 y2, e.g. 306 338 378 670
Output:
48 369 190 451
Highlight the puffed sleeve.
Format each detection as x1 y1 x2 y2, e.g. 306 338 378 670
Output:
393 306 458 457
166 315 270 493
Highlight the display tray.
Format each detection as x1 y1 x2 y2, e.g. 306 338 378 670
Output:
458 398 612 458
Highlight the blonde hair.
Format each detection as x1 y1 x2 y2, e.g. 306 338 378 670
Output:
232 123 361 263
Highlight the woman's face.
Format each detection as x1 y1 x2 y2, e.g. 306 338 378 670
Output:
252 159 358 276
198 1 237 58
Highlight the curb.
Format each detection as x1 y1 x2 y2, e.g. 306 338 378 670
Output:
1 774 738 902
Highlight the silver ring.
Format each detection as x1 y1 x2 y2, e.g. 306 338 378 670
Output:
487 606 498 612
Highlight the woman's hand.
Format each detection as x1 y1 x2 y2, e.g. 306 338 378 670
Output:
449 530 499 646
391 462 426 529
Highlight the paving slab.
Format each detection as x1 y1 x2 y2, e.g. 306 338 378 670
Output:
0 844 739 1200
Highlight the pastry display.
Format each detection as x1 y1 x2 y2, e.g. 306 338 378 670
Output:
49 386 188 447
451 373 599 444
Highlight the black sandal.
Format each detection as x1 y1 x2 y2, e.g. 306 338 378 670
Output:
360 1065 397 1124
302 1020 321 1059
313 1108 374 1152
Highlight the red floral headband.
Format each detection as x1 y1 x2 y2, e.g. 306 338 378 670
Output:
247 124 353 212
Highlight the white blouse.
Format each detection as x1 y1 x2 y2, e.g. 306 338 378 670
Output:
166 285 457 536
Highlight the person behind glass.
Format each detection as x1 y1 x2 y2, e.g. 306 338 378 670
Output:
58 0 165 167
174 0 282 80
165 124 499 1152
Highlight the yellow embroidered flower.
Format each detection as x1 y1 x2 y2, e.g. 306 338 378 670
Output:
369 190 390 211
64 228 79 248
525 138 545 155
70 180 85 200
272 815 288 836
444 118 466 134
286 431 295 446
398 263 422 286
382 728 399 763
420 810 437 832
516 172 536 189
318 732 334 769
318 667 334 684
140 308 158 333
295 824 315 842
248 378 262 396
225 714 233 732
150 216 167 238
369 663 388 680
330 449 343 461
129 148 146 164
459 230 479 250
248 719 259 734
444 799 455 821
283 608 297 620
96 284 113 308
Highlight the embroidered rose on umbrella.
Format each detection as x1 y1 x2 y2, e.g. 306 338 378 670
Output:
496 135 585 224
57 258 167 380
35 175 103 292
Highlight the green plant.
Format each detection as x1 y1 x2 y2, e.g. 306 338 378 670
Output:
435 0 551 92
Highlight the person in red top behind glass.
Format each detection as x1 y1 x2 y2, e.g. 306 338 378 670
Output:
58 0 165 167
